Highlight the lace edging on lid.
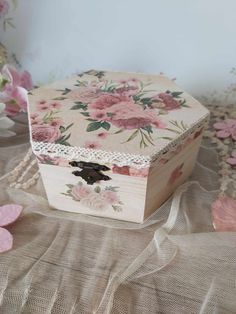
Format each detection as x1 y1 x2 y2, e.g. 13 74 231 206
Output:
31 115 209 169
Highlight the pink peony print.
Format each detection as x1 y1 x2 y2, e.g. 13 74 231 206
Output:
0 0 9 18
67 87 99 103
211 196 236 231
36 100 51 112
106 101 166 130
213 119 236 140
101 190 119 204
32 124 61 143
226 150 236 166
152 92 181 110
88 94 125 110
97 132 108 139
83 140 101 149
71 185 92 201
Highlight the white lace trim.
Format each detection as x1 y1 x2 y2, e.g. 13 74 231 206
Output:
31 115 209 169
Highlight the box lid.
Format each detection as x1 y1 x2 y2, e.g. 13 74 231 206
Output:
28 70 209 168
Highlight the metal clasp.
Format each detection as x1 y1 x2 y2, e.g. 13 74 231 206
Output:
69 161 111 185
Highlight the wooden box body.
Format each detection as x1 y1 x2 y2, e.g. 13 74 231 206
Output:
28 70 209 223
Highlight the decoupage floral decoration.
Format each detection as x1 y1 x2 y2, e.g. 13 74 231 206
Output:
204 103 236 232
0 204 23 253
31 100 73 146
62 181 123 212
61 73 190 148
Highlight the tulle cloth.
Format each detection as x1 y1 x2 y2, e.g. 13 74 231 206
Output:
0 113 235 314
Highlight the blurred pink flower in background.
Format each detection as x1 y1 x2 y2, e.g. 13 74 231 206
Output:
226 150 236 166
0 65 33 116
212 196 236 231
0 0 9 18
213 119 236 140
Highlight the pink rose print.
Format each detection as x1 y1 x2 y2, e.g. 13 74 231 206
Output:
71 185 92 201
106 101 165 130
67 87 99 103
168 163 184 185
88 94 124 110
101 190 119 204
226 150 236 166
152 92 182 111
213 119 236 140
211 196 236 232
63 182 123 212
97 132 109 139
0 0 9 18
0 204 23 253
83 140 101 149
32 124 61 143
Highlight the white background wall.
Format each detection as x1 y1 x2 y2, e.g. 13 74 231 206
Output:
1 0 236 97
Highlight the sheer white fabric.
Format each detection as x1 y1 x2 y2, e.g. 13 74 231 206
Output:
0 113 235 314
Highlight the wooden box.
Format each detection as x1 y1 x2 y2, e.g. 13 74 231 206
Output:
28 70 209 223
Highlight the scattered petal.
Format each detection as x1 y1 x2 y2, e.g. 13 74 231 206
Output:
0 227 13 253
0 204 23 227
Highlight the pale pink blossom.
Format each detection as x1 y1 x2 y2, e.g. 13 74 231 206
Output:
101 190 119 204
50 102 62 110
36 100 51 112
97 132 108 139
0 85 29 116
67 87 99 103
32 124 61 143
0 0 9 18
71 185 92 201
226 150 236 166
213 119 236 140
211 196 236 231
83 140 101 149
2 64 33 90
89 110 108 121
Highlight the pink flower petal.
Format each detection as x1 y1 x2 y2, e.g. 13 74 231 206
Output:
0 204 23 227
216 130 230 138
0 227 13 253
226 157 236 165
213 122 227 130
